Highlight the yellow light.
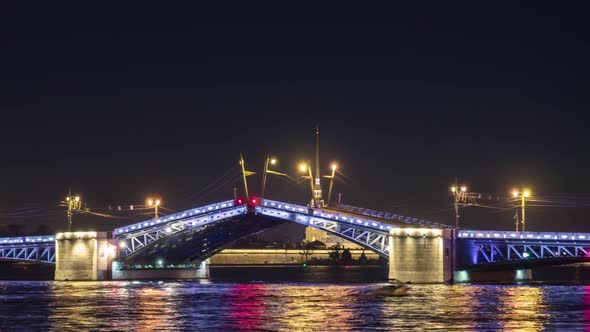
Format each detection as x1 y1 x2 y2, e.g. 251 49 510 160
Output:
147 199 153 206
299 163 307 172
460 186 467 192
331 163 337 171
155 199 161 206
524 190 530 197
270 158 277 165
66 197 70 201
512 190 519 198
75 196 80 202
451 186 456 193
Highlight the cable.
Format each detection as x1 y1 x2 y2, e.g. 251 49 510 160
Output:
179 165 240 203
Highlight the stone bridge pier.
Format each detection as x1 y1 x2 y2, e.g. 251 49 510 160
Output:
54 232 114 281
388 228 453 283
53 232 209 281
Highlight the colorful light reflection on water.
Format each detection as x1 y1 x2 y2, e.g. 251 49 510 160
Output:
2 281 590 330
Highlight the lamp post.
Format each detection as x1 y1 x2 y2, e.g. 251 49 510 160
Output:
147 198 161 219
450 185 468 230
261 155 276 200
324 163 337 207
65 190 82 232
239 154 256 201
450 183 467 284
512 188 531 232
299 162 315 206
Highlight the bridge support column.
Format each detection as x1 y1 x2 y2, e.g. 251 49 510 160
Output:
388 229 453 283
54 232 114 281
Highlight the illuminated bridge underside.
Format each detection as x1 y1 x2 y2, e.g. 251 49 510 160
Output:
115 200 244 257
116 198 402 262
460 231 590 266
0 236 56 264
121 214 288 265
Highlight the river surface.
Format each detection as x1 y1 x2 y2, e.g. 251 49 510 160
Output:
1 267 590 331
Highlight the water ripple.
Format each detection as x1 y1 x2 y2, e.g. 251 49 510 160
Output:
2 281 590 331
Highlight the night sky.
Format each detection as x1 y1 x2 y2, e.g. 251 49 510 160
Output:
1 3 589 236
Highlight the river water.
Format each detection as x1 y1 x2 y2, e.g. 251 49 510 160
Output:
1 267 590 331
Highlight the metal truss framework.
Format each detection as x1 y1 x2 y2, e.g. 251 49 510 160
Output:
0 244 55 264
259 200 392 256
117 205 247 257
472 240 590 264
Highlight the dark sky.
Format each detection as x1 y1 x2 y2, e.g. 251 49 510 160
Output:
1 3 590 235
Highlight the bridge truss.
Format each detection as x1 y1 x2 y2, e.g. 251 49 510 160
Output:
0 236 56 264
459 231 590 265
259 200 395 256
114 200 246 258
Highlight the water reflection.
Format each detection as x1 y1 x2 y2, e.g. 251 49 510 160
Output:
49 282 105 330
495 286 547 331
225 283 267 330
1 280 588 331
274 285 355 331
48 281 181 331
134 284 179 331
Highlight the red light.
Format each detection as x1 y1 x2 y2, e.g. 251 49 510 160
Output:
236 198 244 205
248 197 259 206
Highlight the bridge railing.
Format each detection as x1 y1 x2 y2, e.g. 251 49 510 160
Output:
261 199 308 213
114 200 236 235
459 230 590 242
0 235 55 245
262 199 395 233
335 203 450 228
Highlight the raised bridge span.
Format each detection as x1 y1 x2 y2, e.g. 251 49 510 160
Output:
2 198 589 282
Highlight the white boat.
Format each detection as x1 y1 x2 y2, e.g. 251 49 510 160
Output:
371 284 411 296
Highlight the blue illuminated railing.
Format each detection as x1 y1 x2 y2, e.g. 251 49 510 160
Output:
261 199 396 232
114 200 236 235
459 230 590 242
0 236 55 245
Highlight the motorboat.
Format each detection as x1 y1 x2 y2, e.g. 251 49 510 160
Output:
370 284 411 297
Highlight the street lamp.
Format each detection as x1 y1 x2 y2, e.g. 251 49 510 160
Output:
147 198 161 218
65 189 83 232
512 188 531 232
299 162 315 204
323 163 338 207
450 185 468 229
261 155 289 201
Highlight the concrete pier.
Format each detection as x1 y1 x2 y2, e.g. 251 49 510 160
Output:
388 228 453 283
54 232 114 281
